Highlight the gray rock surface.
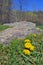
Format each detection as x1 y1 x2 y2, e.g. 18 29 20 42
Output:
3 21 36 27
0 21 43 44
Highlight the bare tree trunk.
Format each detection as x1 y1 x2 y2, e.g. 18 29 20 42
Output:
0 0 3 24
19 0 23 21
7 0 11 23
0 0 11 24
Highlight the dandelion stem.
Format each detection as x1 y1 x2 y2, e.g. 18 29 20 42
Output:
19 51 34 64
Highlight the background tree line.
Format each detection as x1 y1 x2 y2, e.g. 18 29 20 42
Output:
0 0 11 24
0 0 43 25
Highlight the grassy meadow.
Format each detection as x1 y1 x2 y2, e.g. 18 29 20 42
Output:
0 25 12 31
37 26 43 29
0 33 43 65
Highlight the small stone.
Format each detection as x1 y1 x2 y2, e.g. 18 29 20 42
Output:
1 39 5 43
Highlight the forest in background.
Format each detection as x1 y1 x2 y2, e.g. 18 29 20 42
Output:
0 0 43 25
10 10 43 25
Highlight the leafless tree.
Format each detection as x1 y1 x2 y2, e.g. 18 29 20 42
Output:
19 0 23 21
0 0 3 24
0 0 11 24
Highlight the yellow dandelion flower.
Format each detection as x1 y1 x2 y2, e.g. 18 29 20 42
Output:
25 39 31 43
30 45 35 51
33 34 37 37
25 43 32 49
23 49 31 55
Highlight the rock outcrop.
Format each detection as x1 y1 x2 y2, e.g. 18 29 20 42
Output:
0 21 43 44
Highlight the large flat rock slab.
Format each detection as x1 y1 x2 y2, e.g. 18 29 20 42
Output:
3 21 36 27
0 22 43 44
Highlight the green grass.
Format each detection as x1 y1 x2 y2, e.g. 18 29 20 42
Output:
37 26 43 29
0 34 43 65
0 25 12 31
